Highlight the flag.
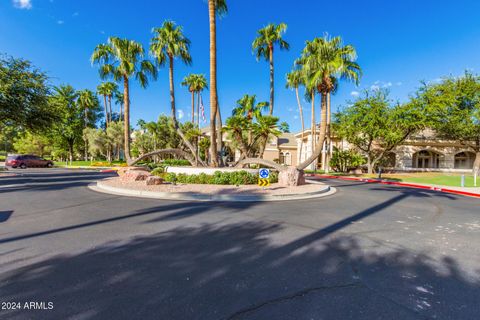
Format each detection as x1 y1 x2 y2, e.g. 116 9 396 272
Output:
200 94 206 123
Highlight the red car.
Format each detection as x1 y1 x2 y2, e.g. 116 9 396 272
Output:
5 155 54 169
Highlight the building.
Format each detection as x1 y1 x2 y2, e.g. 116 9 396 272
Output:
288 128 476 172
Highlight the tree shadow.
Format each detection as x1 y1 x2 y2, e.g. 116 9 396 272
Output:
1 222 478 320
0 210 13 222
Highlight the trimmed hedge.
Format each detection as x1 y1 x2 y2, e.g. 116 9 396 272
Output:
153 170 279 185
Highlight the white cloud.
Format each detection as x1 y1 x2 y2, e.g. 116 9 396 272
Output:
383 82 392 88
177 110 184 120
57 20 64 25
370 85 380 91
350 91 360 97
13 0 32 9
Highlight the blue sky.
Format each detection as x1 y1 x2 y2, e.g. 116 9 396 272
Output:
2 0 480 132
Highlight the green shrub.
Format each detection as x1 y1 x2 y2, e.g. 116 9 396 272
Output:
151 167 165 176
162 159 191 167
330 150 365 173
161 170 277 185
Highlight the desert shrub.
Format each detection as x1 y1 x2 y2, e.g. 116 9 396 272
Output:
330 150 365 173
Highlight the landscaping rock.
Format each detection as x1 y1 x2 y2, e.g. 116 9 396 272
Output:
121 169 151 182
278 167 305 186
146 176 163 185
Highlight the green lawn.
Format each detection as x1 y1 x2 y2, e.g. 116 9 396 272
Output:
54 160 126 167
398 175 478 188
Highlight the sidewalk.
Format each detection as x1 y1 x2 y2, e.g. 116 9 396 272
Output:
314 174 480 198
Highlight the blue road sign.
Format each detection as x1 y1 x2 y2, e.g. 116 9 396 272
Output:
259 168 270 179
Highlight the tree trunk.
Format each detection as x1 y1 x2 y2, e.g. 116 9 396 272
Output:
310 92 315 168
269 45 274 115
297 92 328 171
191 90 195 123
473 151 480 175
103 95 108 129
325 92 331 173
296 87 305 163
196 91 200 166
166 55 202 166
216 105 223 166
123 75 131 163
367 154 373 174
108 95 113 123
208 0 218 167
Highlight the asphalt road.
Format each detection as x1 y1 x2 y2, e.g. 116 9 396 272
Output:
0 169 479 320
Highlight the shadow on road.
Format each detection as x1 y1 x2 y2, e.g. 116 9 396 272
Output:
1 222 478 320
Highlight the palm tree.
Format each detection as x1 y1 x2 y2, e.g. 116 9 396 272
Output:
181 74 197 123
232 94 268 145
252 23 289 115
295 35 361 170
91 37 157 163
150 21 200 162
77 89 96 161
192 74 208 128
286 69 306 160
279 121 289 133
253 115 281 158
105 82 118 124
97 83 110 128
207 0 228 167
114 92 124 121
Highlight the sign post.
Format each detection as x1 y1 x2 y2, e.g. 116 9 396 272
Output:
258 168 270 188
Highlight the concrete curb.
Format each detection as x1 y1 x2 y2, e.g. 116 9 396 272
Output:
314 174 480 199
90 180 336 202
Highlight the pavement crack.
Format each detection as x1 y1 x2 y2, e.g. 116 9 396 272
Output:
225 282 360 320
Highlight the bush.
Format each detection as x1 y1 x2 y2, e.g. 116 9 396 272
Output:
151 167 165 176
92 161 112 167
330 150 365 173
162 170 278 185
162 159 191 167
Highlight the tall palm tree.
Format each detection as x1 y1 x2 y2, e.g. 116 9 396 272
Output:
91 37 157 163
233 94 268 145
150 20 199 162
105 82 118 123
181 74 197 123
252 23 289 115
295 35 361 170
77 89 96 161
207 0 227 167
286 69 306 160
97 82 117 130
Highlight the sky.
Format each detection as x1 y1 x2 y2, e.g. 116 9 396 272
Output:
2 0 480 132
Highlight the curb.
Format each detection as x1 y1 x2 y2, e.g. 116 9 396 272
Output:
314 175 480 199
90 180 336 202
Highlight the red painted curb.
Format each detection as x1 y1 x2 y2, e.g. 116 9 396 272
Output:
100 169 118 173
315 175 480 199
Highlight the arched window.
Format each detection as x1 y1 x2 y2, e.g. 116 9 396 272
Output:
279 152 292 165
454 151 475 169
412 150 442 168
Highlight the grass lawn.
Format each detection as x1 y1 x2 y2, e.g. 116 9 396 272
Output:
54 160 126 167
364 173 478 188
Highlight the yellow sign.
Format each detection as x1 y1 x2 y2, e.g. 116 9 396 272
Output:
258 178 270 187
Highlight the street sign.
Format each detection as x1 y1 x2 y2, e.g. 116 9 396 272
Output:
259 168 270 179
258 178 270 187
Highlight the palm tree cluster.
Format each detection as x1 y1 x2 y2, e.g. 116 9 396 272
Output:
286 35 362 171
89 0 361 175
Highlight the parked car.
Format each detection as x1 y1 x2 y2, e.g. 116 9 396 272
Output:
5 155 54 169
